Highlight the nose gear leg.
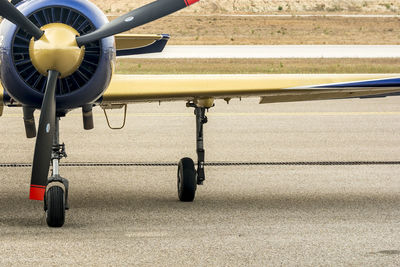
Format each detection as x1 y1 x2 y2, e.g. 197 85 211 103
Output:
44 117 69 227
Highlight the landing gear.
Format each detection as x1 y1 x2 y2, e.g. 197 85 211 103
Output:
194 106 207 186
177 101 211 202
44 117 69 227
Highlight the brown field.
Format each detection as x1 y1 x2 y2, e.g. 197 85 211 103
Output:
115 58 400 74
3 4 400 45
98 0 400 14
113 16 400 45
3 16 399 45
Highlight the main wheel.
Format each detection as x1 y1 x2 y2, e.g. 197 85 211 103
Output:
177 157 197 202
45 185 65 227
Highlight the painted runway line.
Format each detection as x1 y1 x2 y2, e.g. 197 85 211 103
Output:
125 45 400 59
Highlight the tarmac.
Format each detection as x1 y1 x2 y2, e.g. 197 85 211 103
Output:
0 97 400 265
128 45 400 59
108 14 400 19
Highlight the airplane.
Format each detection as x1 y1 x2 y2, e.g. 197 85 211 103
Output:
1 0 400 228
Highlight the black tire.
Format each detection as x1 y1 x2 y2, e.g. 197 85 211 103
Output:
45 186 65 227
177 157 197 202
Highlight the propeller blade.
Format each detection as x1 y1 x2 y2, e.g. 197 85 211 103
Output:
0 0 43 39
29 70 59 201
76 0 199 46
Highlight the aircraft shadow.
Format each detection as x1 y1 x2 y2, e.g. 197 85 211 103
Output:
1 190 399 228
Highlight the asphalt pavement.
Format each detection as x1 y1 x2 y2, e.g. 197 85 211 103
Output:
0 97 400 265
127 45 400 59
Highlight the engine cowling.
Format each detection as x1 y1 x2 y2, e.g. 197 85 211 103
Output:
0 0 115 111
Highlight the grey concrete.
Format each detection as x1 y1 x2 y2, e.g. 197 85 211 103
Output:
0 97 400 265
197 14 400 18
126 45 400 59
108 14 400 18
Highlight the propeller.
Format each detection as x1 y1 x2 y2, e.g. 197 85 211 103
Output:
77 0 199 45
29 70 59 201
0 0 43 39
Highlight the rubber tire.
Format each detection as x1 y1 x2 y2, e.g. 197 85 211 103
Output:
46 186 65 227
177 157 197 202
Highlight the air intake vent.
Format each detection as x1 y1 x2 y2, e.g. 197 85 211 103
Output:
12 7 101 96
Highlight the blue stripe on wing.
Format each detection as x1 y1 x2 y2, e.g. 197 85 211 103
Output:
314 78 400 88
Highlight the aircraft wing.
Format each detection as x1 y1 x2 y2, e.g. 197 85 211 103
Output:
101 74 400 105
114 34 170 56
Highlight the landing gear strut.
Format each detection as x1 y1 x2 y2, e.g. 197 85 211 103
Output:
177 101 212 202
195 106 207 185
44 117 69 227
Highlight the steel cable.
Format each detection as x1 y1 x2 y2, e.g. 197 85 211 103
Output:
0 161 400 168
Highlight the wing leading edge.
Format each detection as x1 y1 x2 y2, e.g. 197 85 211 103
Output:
101 74 400 105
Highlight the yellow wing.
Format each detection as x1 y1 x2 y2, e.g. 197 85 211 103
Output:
114 34 169 56
102 74 400 105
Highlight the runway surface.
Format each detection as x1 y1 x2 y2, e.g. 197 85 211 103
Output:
129 45 400 59
1 97 400 265
199 14 400 18
108 14 400 18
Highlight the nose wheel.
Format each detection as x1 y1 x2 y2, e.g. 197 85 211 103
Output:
45 183 65 227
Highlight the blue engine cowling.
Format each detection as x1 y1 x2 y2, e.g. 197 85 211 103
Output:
0 0 115 111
